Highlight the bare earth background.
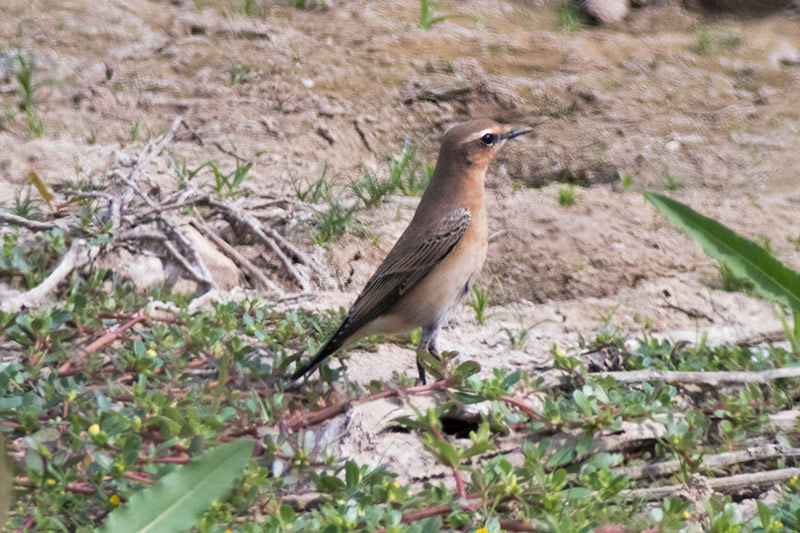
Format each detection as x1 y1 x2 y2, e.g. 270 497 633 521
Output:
1 0 799 383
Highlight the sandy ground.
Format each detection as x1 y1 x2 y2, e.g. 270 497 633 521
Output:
1 0 799 380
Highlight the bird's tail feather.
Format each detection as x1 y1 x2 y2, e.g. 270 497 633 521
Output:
290 326 348 381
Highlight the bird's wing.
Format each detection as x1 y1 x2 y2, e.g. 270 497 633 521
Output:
289 207 471 381
344 207 471 333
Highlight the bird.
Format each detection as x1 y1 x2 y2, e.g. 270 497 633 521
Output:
291 119 533 384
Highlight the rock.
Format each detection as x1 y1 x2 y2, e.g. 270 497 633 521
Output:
584 0 629 23
181 224 243 291
97 249 165 290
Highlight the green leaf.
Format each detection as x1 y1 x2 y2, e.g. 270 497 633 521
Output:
756 500 770 527
546 445 575 468
563 486 591 499
644 192 800 314
345 461 359 487
452 360 480 379
99 438 254 533
573 390 591 416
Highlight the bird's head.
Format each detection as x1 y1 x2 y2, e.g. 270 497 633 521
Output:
438 119 533 170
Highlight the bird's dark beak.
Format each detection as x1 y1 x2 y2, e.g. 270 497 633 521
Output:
502 126 534 140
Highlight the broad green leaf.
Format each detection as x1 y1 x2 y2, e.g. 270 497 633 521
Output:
99 438 254 533
756 500 770 527
644 192 800 314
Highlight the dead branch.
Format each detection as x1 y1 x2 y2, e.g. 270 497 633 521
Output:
77 311 146 357
622 468 800 501
204 197 311 291
190 217 284 296
619 444 800 481
0 240 99 312
0 212 66 231
595 367 800 385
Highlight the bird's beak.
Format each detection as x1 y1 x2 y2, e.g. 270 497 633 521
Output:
502 126 534 140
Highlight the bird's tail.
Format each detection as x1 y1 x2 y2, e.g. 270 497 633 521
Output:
290 324 349 381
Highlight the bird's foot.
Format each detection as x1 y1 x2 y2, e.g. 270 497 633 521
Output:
416 347 446 385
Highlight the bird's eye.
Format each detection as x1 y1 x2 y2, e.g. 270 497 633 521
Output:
479 133 497 146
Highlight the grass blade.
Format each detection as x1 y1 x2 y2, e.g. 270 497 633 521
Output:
644 191 800 314
99 438 254 533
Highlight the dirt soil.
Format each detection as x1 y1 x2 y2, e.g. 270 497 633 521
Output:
1 0 800 382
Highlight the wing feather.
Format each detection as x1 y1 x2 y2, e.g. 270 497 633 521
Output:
342 207 470 336
290 208 471 380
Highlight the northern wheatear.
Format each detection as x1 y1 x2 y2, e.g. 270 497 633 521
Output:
291 119 532 383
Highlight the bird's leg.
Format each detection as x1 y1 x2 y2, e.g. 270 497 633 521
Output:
416 359 427 385
416 323 443 384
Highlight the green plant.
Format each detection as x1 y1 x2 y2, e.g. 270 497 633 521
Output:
187 156 255 199
8 188 43 220
99 439 254 533
467 281 498 325
417 0 479 30
619 171 633 192
12 52 37 117
1 229 67 289
293 0 326 8
644 192 800 315
228 63 254 85
291 163 335 203
231 0 266 16
660 172 684 190
719 262 754 293
130 120 142 142
8 51 55 138
501 322 535 350
350 167 395 208
308 200 357 245
696 27 743 55
388 141 432 196
558 184 575 206
557 0 586 33
696 28 712 55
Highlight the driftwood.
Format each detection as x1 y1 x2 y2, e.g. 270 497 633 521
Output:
0 240 99 312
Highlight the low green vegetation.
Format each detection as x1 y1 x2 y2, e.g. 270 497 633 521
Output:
558 184 576 206
417 0 479 30
308 200 358 245
0 50 57 137
3 187 800 532
618 171 633 192
293 142 434 244
695 27 743 55
228 63 255 85
661 171 685 191
467 281 500 325
231 0 266 17
557 0 587 33
185 156 256 199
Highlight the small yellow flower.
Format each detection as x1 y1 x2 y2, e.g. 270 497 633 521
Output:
88 424 100 435
791 475 798 485
775 521 783 528
46 479 56 486
109 494 120 505
147 349 157 357
556 348 566 358
225 530 232 533
392 481 400 488
476 529 489 533
683 511 691 519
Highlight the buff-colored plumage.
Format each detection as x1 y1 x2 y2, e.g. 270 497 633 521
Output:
292 119 532 383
